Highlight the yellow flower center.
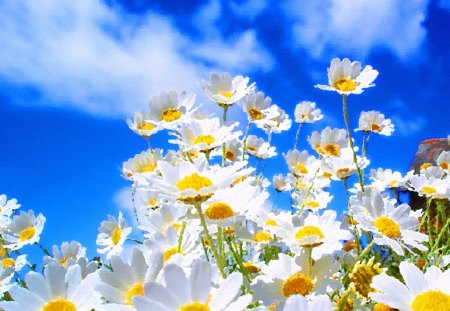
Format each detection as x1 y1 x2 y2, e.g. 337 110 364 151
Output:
389 180 398 187
243 262 261 273
60 256 70 266
0 246 6 257
161 108 182 122
371 123 382 132
217 90 234 99
337 168 350 176
323 144 341 157
411 290 450 311
343 241 358 252
419 163 433 170
248 108 263 120
264 219 279 227
373 303 392 311
349 258 383 298
205 202 234 220
137 122 155 132
421 186 436 195
439 162 448 170
138 164 156 173
252 230 272 243
147 199 158 207
19 226 35 242
225 149 236 161
176 173 213 192
334 77 358 92
1 258 15 268
282 273 314 297
171 223 182 231
163 246 180 263
179 302 210 311
111 228 122 245
42 298 77 311
323 171 333 179
126 282 144 305
305 201 320 209
193 135 216 146
294 163 308 175
374 216 401 238
295 225 325 240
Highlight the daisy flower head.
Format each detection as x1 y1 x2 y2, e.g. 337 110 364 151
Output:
3 210 45 250
0 194 20 230
122 149 162 182
436 150 450 173
371 261 450 311
219 138 244 162
262 104 292 134
284 149 318 178
356 111 394 136
408 173 448 199
315 57 379 95
308 127 348 157
133 260 252 311
292 189 333 212
370 168 410 191
240 89 273 122
294 101 323 124
272 174 291 192
44 241 87 267
322 147 369 180
246 135 277 159
138 202 188 237
127 110 159 138
200 72 254 106
96 211 132 259
0 254 28 274
0 262 101 311
351 190 428 256
147 91 197 129
251 252 339 308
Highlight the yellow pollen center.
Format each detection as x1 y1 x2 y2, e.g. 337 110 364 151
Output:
282 273 314 297
225 149 236 161
60 256 70 266
176 173 213 191
323 144 341 157
323 171 333 178
171 223 182 231
389 180 398 187
349 258 383 298
138 164 156 173
373 303 392 311
19 226 35 242
147 199 158 207
421 186 436 195
294 163 308 175
163 246 180 263
264 219 279 226
252 231 272 243
337 168 350 176
42 298 77 311
1 258 15 268
193 135 216 146
217 90 234 99
243 262 261 273
161 108 182 122
374 216 401 238
179 302 210 311
420 163 433 170
0 246 6 257
247 145 257 152
111 228 122 245
439 162 448 170
334 77 358 92
371 123 382 132
126 282 144 305
305 201 320 209
295 225 325 240
205 202 234 220
411 290 450 311
248 108 263 120
137 122 155 132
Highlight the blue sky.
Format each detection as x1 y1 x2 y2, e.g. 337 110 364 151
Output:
0 0 449 259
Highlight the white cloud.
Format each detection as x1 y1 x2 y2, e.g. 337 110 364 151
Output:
283 0 428 61
391 115 427 136
0 0 273 116
230 0 269 21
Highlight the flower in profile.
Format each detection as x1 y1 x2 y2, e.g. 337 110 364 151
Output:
349 257 385 299
0 263 101 310
133 260 252 311
246 135 277 159
371 261 450 311
127 110 159 138
284 149 318 178
122 149 163 182
96 211 132 259
241 89 273 122
294 101 323 124
315 57 379 95
436 150 450 173
308 127 348 157
200 72 254 106
370 168 410 190
356 111 394 136
262 104 292 134
3 210 46 250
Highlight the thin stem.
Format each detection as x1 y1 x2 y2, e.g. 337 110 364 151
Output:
294 123 303 150
342 95 365 190
242 122 252 161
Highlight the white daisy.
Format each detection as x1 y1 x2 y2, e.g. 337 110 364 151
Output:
200 72 254 106
308 127 348 157
96 212 132 259
408 173 448 199
356 111 394 136
261 104 292 134
371 261 450 311
315 57 379 95
294 101 323 124
284 149 319 178
246 135 277 159
3 210 46 250
138 202 188 237
0 194 20 230
436 150 450 173
127 110 159 138
122 149 162 182
133 260 252 310
240 89 273 122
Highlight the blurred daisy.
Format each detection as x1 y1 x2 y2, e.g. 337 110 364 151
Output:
133 260 252 310
308 127 348 157
96 212 132 259
284 149 318 178
147 91 197 129
272 174 291 192
0 194 20 230
138 202 188 237
0 254 27 274
370 168 411 190
351 191 428 256
408 174 448 199
3 210 46 250
356 111 394 136
246 135 277 159
123 149 162 182
292 189 333 212
127 110 159 138
437 151 450 173
0 263 101 311
371 261 450 311
262 104 292 134
200 72 254 106
44 241 86 267
322 148 369 180
315 57 379 95
294 101 323 124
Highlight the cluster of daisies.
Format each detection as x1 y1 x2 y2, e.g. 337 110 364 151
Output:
1 58 450 311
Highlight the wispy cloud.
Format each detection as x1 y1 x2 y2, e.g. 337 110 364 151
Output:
387 100 427 136
282 0 428 61
0 0 273 116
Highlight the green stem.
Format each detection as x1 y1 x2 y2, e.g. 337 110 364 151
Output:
242 122 252 161
294 123 303 150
